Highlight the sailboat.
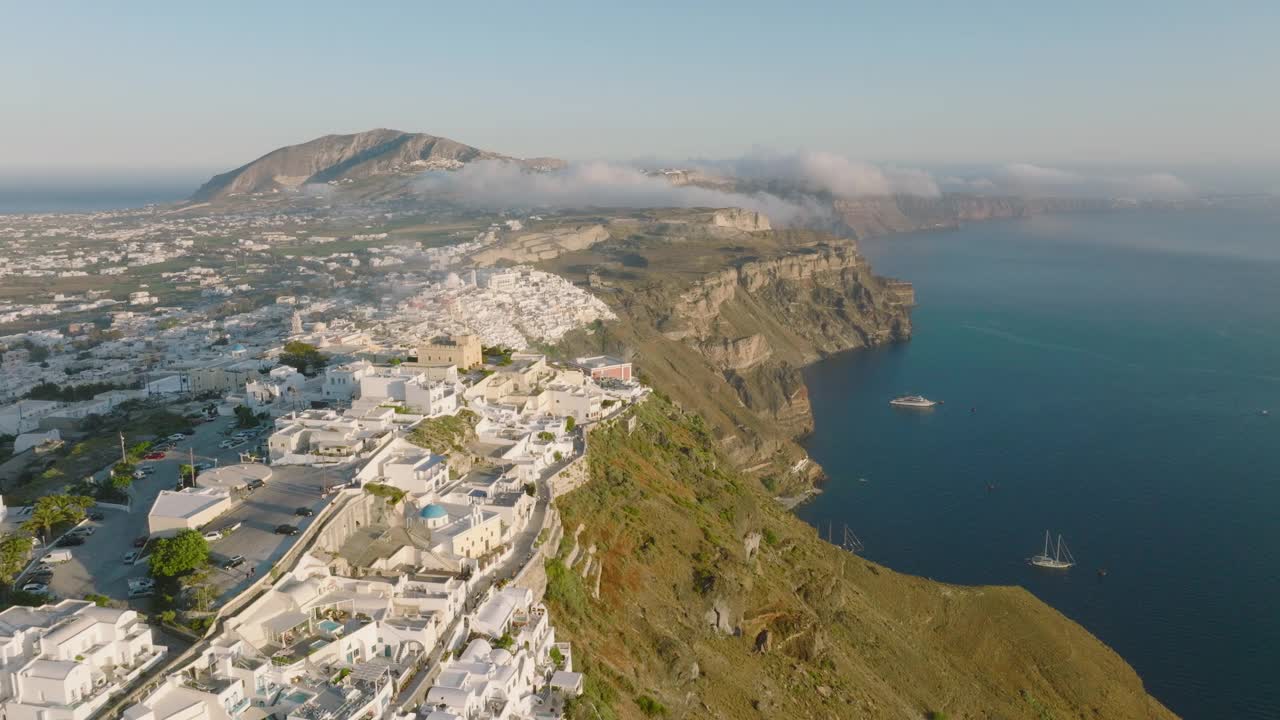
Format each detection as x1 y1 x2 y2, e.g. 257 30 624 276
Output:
1029 530 1075 569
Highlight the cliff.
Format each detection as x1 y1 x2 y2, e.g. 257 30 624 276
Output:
833 194 1118 239
545 397 1176 719
543 209 910 488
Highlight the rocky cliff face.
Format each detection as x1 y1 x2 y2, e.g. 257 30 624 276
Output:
833 194 1116 238
470 223 610 266
711 207 771 232
544 211 910 486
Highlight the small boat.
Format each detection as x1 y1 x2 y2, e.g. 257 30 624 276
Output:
889 395 937 409
1029 530 1075 569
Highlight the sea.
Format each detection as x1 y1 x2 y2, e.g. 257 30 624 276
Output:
797 208 1280 719
0 176 200 214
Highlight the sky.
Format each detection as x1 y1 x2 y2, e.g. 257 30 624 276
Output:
2 0 1278 190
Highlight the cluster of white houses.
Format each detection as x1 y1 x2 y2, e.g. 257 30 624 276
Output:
0 600 166 720
0 317 638 720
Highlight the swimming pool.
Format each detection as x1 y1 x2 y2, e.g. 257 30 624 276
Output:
317 619 342 634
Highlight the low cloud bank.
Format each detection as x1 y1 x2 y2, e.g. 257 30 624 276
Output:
943 163 1194 200
708 149 941 198
415 153 1196 226
414 160 830 227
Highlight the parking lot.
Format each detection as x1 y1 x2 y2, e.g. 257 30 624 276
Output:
38 415 353 605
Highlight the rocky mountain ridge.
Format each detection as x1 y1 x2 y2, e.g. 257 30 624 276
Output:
191 128 561 201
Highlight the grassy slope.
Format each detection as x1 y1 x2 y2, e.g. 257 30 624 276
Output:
548 397 1176 720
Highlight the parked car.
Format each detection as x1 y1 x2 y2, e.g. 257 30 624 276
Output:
132 535 148 548
223 555 246 569
87 512 104 521
194 462 213 471
128 577 155 591
69 526 95 537
180 429 196 436
143 451 166 460
33 563 55 574
228 439 246 449
202 530 222 542
21 583 48 593
274 524 300 536
43 549 72 563
295 507 314 517
123 550 140 565
218 439 237 449
55 536 84 548
127 587 154 599
246 478 266 490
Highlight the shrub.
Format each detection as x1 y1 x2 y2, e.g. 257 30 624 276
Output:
545 559 588 616
636 695 667 717
364 483 406 505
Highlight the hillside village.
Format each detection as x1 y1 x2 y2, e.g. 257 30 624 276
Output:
0 206 651 720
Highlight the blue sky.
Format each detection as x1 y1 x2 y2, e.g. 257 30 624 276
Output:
2 0 1277 182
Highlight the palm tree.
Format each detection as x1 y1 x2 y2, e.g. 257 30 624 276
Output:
20 495 93 541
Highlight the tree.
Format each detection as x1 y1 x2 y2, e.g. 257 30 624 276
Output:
179 464 197 487
234 405 259 428
564 416 576 432
149 530 209 577
537 431 555 442
278 341 327 376
21 495 93 540
0 535 34 584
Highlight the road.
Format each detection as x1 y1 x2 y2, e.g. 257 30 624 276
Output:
41 415 349 605
200 463 349 597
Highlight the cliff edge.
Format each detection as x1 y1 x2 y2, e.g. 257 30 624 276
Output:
545 397 1176 719
545 209 910 489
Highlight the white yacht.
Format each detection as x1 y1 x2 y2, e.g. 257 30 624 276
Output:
889 395 937 408
1029 530 1075 569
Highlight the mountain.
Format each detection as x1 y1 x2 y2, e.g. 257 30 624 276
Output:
190 129 560 201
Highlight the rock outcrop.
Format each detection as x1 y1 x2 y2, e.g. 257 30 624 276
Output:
469 223 609 266
711 207 771 232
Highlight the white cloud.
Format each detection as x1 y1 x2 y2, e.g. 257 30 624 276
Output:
710 149 941 198
414 160 832 227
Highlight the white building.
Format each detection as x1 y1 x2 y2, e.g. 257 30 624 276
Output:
0 600 166 720
267 408 395 465
358 366 459 417
356 438 450 499
323 360 372 403
147 487 232 538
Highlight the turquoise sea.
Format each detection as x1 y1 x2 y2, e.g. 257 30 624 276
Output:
798 209 1280 719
